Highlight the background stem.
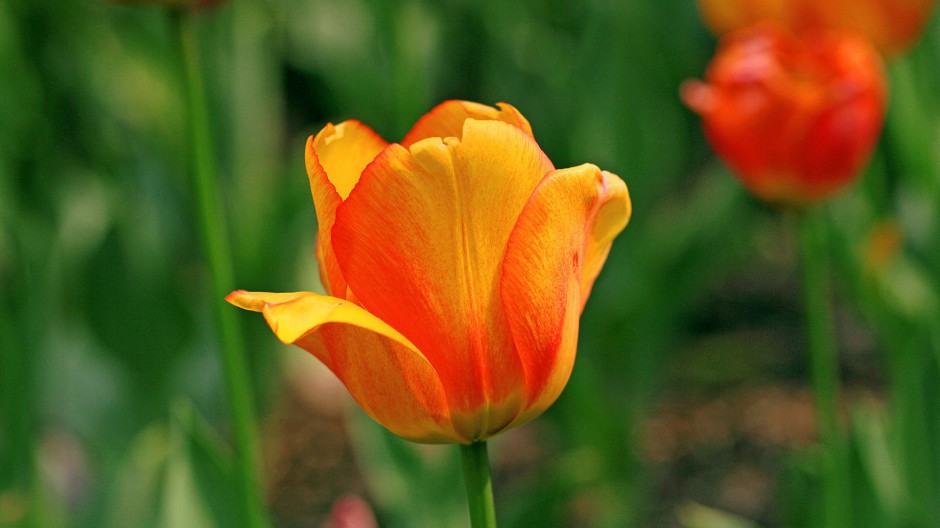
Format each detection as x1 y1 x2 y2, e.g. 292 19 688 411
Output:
798 208 849 528
460 441 498 528
170 9 269 528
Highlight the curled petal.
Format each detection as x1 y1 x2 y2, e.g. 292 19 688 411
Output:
401 100 533 147
226 290 460 443
580 170 631 307
306 122 387 297
501 165 631 427
332 120 554 440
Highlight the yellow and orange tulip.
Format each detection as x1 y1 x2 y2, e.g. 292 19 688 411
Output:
682 23 886 206
696 0 937 57
228 101 632 443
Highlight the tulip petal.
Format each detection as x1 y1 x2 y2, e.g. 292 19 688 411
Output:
501 164 631 426
226 290 461 443
306 121 387 297
580 170 632 307
332 119 554 440
401 100 533 147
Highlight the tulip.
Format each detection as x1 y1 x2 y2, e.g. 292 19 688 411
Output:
695 0 937 57
228 101 631 444
681 23 886 206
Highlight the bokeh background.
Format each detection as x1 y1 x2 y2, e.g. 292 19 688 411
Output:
3 1 940 527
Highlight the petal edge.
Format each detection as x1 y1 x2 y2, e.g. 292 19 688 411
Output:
401 100 534 147
501 164 631 427
227 290 462 443
306 121 387 297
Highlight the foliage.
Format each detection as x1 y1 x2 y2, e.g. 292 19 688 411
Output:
2 0 939 526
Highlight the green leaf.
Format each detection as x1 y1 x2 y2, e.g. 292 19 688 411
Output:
101 401 240 528
677 502 761 528
159 401 239 528
102 425 169 528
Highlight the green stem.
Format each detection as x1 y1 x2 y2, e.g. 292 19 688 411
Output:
460 441 498 528
0 247 37 526
798 208 849 528
170 10 268 528
894 339 931 526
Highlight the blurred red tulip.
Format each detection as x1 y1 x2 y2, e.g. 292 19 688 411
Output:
696 0 937 56
682 23 887 206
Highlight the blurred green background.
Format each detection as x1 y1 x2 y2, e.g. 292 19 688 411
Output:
2 1 940 527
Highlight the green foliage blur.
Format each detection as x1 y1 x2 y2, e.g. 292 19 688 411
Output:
2 1 939 527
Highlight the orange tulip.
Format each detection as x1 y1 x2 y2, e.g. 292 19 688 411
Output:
696 0 937 56
681 23 886 205
228 101 631 443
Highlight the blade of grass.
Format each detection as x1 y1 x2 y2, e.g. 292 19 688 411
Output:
798 207 850 528
169 9 268 528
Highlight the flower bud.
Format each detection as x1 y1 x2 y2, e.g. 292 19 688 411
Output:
682 23 887 206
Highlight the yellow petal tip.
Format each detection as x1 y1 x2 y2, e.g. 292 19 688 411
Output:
226 290 310 312
225 290 264 312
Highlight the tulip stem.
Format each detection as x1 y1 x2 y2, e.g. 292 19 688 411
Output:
460 441 498 528
798 208 849 528
170 9 269 528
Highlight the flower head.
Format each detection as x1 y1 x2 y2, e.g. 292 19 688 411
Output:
228 101 631 443
682 23 886 206
695 0 937 57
